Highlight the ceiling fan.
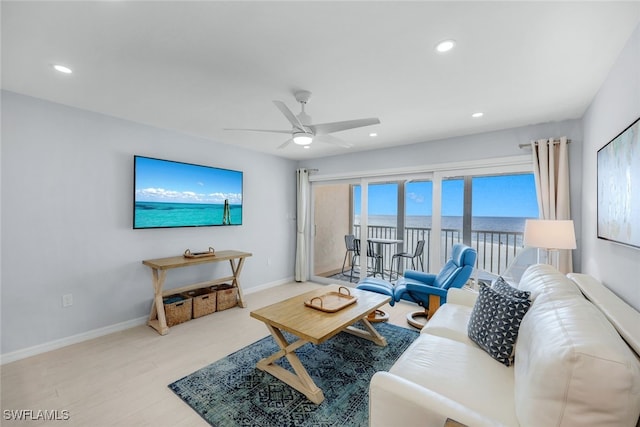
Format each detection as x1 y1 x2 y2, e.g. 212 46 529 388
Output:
225 90 380 149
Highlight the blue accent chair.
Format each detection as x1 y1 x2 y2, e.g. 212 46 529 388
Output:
395 243 477 328
357 243 477 328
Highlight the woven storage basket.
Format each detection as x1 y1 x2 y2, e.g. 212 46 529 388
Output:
216 284 238 311
163 294 192 326
182 288 217 318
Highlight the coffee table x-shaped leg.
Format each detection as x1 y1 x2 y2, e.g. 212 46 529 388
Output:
256 318 387 404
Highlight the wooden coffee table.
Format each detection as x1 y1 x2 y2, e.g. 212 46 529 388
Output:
250 285 391 404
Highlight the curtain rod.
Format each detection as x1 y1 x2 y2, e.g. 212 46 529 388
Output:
519 139 572 149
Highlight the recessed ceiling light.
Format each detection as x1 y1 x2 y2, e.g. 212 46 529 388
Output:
435 40 456 53
471 112 484 118
369 133 377 137
53 64 73 74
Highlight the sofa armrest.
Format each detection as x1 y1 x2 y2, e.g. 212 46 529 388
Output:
370 372 506 427
403 270 437 284
446 288 478 308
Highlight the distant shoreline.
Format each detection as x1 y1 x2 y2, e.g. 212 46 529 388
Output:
355 215 534 233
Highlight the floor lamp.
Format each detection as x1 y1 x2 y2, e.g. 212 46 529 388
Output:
523 219 577 270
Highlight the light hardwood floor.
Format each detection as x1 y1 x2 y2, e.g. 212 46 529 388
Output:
1 281 420 427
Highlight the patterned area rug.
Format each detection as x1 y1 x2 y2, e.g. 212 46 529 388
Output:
168 322 419 426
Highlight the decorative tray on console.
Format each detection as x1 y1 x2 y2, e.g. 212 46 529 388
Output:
304 286 357 313
183 247 216 258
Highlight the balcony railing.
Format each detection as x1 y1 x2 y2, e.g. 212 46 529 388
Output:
353 224 523 277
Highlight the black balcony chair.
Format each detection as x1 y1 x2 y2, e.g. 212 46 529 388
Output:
341 234 357 274
366 240 385 279
391 239 425 280
349 238 363 282
347 238 384 281
341 234 359 282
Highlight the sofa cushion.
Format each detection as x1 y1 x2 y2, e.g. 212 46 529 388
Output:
468 283 531 366
421 302 474 345
517 263 582 300
389 333 519 427
515 270 640 426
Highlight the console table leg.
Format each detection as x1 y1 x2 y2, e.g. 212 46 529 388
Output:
148 269 169 335
229 257 247 308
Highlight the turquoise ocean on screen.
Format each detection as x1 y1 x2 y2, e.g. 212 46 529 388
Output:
135 201 242 228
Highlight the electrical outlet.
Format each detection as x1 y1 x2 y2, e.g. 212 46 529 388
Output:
62 294 73 307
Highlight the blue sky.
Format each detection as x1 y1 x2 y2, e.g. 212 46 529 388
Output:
135 156 243 204
354 174 539 218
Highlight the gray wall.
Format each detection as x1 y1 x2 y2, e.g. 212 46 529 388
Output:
581 24 640 310
1 91 298 355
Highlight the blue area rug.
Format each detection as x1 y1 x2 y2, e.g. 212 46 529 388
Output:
168 322 419 426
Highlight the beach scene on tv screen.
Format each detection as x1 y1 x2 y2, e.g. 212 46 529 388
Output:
134 157 243 228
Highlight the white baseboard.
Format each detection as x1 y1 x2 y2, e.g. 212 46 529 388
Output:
0 277 297 365
1 316 148 365
244 276 295 294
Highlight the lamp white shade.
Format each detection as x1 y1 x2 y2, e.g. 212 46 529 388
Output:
523 219 577 250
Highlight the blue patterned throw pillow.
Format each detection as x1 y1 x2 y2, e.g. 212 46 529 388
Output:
467 283 531 366
492 276 531 300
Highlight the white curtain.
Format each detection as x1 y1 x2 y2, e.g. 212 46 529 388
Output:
531 136 573 273
295 168 310 282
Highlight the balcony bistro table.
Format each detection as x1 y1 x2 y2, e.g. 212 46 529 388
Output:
367 238 404 277
143 250 252 335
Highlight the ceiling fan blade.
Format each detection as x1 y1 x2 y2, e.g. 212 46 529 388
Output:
314 134 353 148
224 128 291 134
310 117 380 135
277 138 293 149
273 100 307 133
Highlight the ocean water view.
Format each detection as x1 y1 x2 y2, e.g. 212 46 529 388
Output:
356 215 532 232
135 201 242 228
350 214 534 275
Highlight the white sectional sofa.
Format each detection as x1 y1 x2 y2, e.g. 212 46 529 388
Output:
369 264 640 427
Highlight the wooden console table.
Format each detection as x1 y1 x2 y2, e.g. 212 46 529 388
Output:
143 250 252 335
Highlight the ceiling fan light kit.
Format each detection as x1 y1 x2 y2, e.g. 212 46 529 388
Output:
293 133 313 145
225 90 380 150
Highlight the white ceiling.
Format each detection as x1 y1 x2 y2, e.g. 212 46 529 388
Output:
2 1 640 160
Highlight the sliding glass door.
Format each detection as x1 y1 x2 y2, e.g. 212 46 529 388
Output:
471 173 538 275
441 177 465 264
436 173 538 276
309 167 538 284
402 180 432 272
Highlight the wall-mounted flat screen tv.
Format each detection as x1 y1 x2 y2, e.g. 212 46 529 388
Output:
597 116 640 249
133 155 243 229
